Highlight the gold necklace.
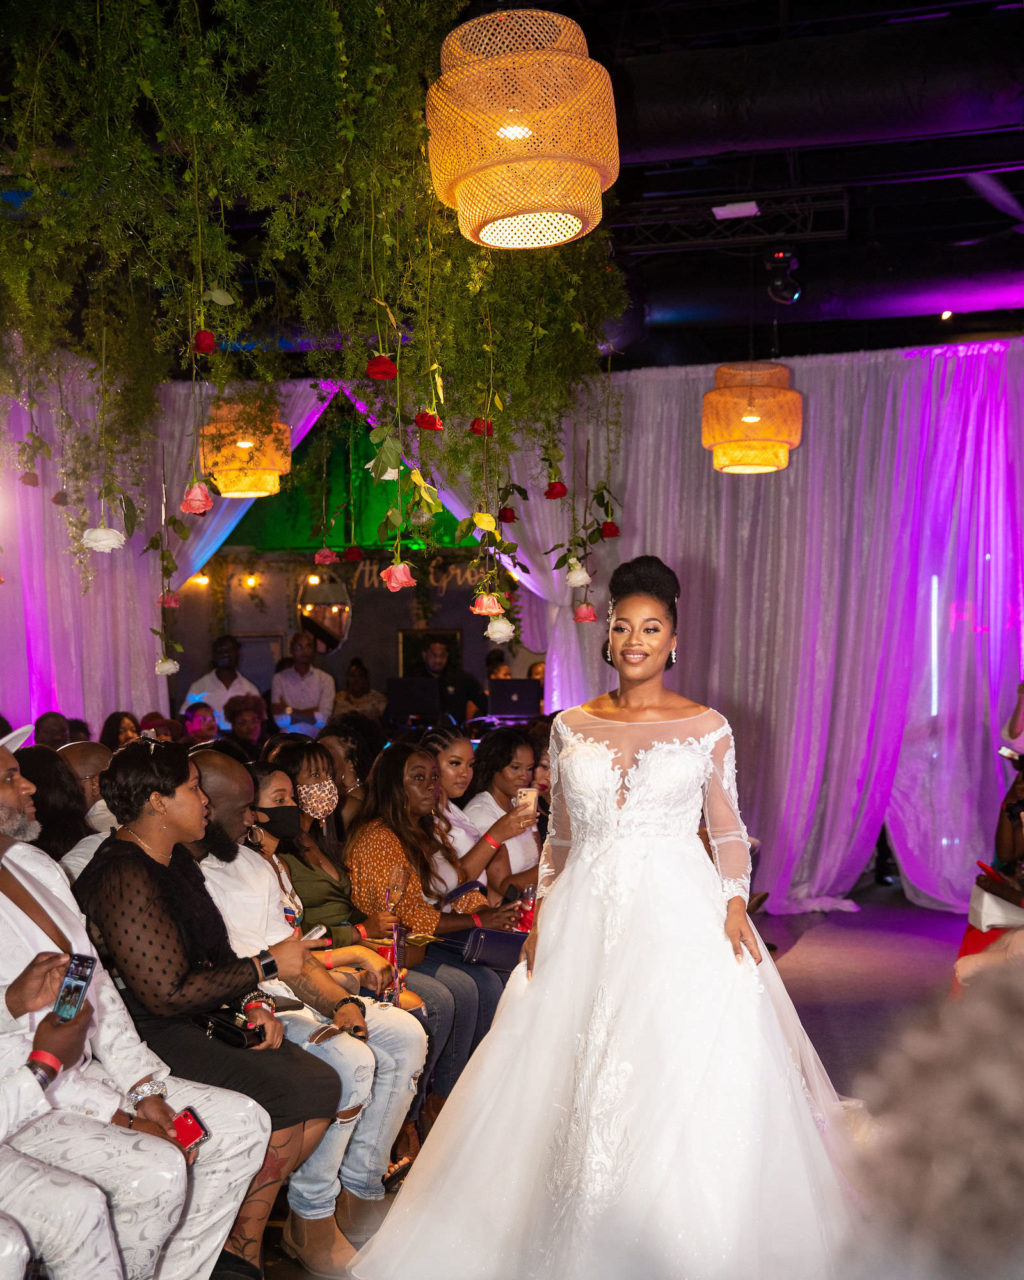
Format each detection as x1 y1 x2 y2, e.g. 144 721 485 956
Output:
125 827 171 865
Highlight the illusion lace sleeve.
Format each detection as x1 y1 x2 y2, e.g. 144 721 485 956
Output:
537 716 572 901
703 725 751 904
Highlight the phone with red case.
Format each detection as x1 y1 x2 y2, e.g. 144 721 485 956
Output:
172 1107 210 1152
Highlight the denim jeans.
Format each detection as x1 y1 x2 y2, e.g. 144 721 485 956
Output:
410 947 505 1096
284 1000 427 1215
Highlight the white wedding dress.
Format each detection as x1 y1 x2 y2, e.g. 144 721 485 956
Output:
352 707 852 1280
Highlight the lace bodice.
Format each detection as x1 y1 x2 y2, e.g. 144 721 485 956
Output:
538 706 751 904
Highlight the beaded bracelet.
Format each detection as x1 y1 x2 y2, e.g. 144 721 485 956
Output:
240 990 277 1014
26 1063 53 1092
333 996 366 1018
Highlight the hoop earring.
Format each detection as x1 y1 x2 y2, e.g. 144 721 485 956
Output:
601 641 614 667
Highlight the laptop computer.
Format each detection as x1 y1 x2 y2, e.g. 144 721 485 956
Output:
488 678 542 719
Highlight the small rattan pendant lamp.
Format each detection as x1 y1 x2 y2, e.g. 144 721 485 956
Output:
426 9 619 249
701 362 803 474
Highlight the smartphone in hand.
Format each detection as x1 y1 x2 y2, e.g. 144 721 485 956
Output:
302 924 328 942
514 787 539 818
172 1107 210 1152
53 954 96 1023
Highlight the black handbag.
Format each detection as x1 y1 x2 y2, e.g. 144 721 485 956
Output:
431 882 526 971
191 1009 266 1049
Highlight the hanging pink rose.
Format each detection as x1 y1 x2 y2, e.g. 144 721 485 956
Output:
193 329 216 355
314 547 340 565
600 520 620 539
381 561 416 591
470 418 494 437
366 355 398 381
19 472 39 487
180 482 214 515
415 411 443 432
343 546 364 563
158 592 180 609
50 490 69 506
544 480 567 499
574 602 598 623
498 506 517 523
470 594 505 617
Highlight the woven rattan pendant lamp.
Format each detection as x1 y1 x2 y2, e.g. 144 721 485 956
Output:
701 362 803 474
200 402 291 499
426 9 619 249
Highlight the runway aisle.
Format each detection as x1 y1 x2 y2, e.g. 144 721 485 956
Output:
759 883 966 1095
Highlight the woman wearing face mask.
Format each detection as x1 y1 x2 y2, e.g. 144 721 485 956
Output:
417 726 534 903
347 743 518 1123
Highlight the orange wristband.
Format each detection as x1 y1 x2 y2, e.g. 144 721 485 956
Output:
323 951 334 970
28 1050 62 1075
354 923 367 940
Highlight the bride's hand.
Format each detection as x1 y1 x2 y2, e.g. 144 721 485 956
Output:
724 901 762 965
521 928 539 978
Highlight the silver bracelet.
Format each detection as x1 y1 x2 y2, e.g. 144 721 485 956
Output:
127 1080 167 1108
27 1063 53 1092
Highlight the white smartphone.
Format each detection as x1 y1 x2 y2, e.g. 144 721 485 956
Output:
514 787 539 818
302 924 328 941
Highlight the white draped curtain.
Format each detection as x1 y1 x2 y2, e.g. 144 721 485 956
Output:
464 342 1024 912
0 367 336 731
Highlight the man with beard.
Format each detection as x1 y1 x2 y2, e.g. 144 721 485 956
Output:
0 744 271 1279
188 749 427 1271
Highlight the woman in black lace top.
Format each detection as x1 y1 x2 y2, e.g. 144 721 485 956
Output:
74 740 341 1279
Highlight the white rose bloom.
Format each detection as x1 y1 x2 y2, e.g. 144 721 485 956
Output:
566 557 591 589
364 460 400 482
485 615 516 644
155 657 180 676
82 526 126 553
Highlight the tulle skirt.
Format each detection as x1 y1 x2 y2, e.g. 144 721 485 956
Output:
352 832 853 1280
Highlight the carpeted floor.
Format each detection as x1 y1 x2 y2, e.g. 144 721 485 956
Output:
264 882 967 1273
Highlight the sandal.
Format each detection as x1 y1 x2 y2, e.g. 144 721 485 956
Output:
382 1156 414 1193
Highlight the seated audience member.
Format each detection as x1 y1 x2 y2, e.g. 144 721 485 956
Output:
849 967 1024 1280
33 712 70 751
318 712 385 839
140 712 184 742
72 740 343 1277
418 726 532 901
98 710 141 752
272 632 335 738
66 717 90 743
222 694 269 762
482 649 512 702
181 701 220 747
332 658 387 722
348 743 518 1115
58 741 115 882
191 750 427 1260
0 746 272 1280
527 718 553 843
462 727 540 884
407 637 483 724
180 635 261 732
13 745 91 860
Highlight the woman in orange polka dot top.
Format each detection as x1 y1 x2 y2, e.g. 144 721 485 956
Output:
347 742 518 1104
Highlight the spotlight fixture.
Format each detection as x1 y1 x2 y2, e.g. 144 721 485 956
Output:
765 247 801 306
941 310 953 320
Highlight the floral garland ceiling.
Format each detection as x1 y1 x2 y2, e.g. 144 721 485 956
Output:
0 0 625 658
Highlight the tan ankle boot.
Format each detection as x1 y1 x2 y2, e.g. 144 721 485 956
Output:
335 1190 392 1246
281 1211 356 1278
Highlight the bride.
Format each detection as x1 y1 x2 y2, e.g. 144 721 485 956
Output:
352 555 852 1280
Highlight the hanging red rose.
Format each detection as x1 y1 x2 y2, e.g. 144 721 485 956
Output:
600 520 620 539
544 480 568 499
498 506 517 523
470 418 494 437
50 491 69 506
381 562 416 592
193 329 216 355
180 482 214 515
343 546 364 563
19 472 39 487
366 355 398 381
415 412 443 432
158 592 180 609
314 547 340 565
469 594 505 617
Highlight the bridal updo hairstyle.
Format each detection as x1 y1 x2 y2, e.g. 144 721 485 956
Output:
602 555 680 668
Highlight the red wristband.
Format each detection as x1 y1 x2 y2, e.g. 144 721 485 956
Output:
244 1000 272 1013
28 1050 62 1075
471 913 483 928
354 923 367 940
323 951 334 970
482 833 501 851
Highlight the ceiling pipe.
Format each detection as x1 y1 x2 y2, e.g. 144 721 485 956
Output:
614 10 1024 165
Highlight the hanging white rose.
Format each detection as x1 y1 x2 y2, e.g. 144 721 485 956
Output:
82 526 126 553
155 657 180 676
565 557 591 589
364 460 400 482
484 615 516 644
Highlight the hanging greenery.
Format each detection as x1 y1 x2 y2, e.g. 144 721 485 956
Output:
0 0 626 607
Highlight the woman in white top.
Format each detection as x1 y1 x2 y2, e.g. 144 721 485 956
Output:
418 727 534 906
461 728 540 886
